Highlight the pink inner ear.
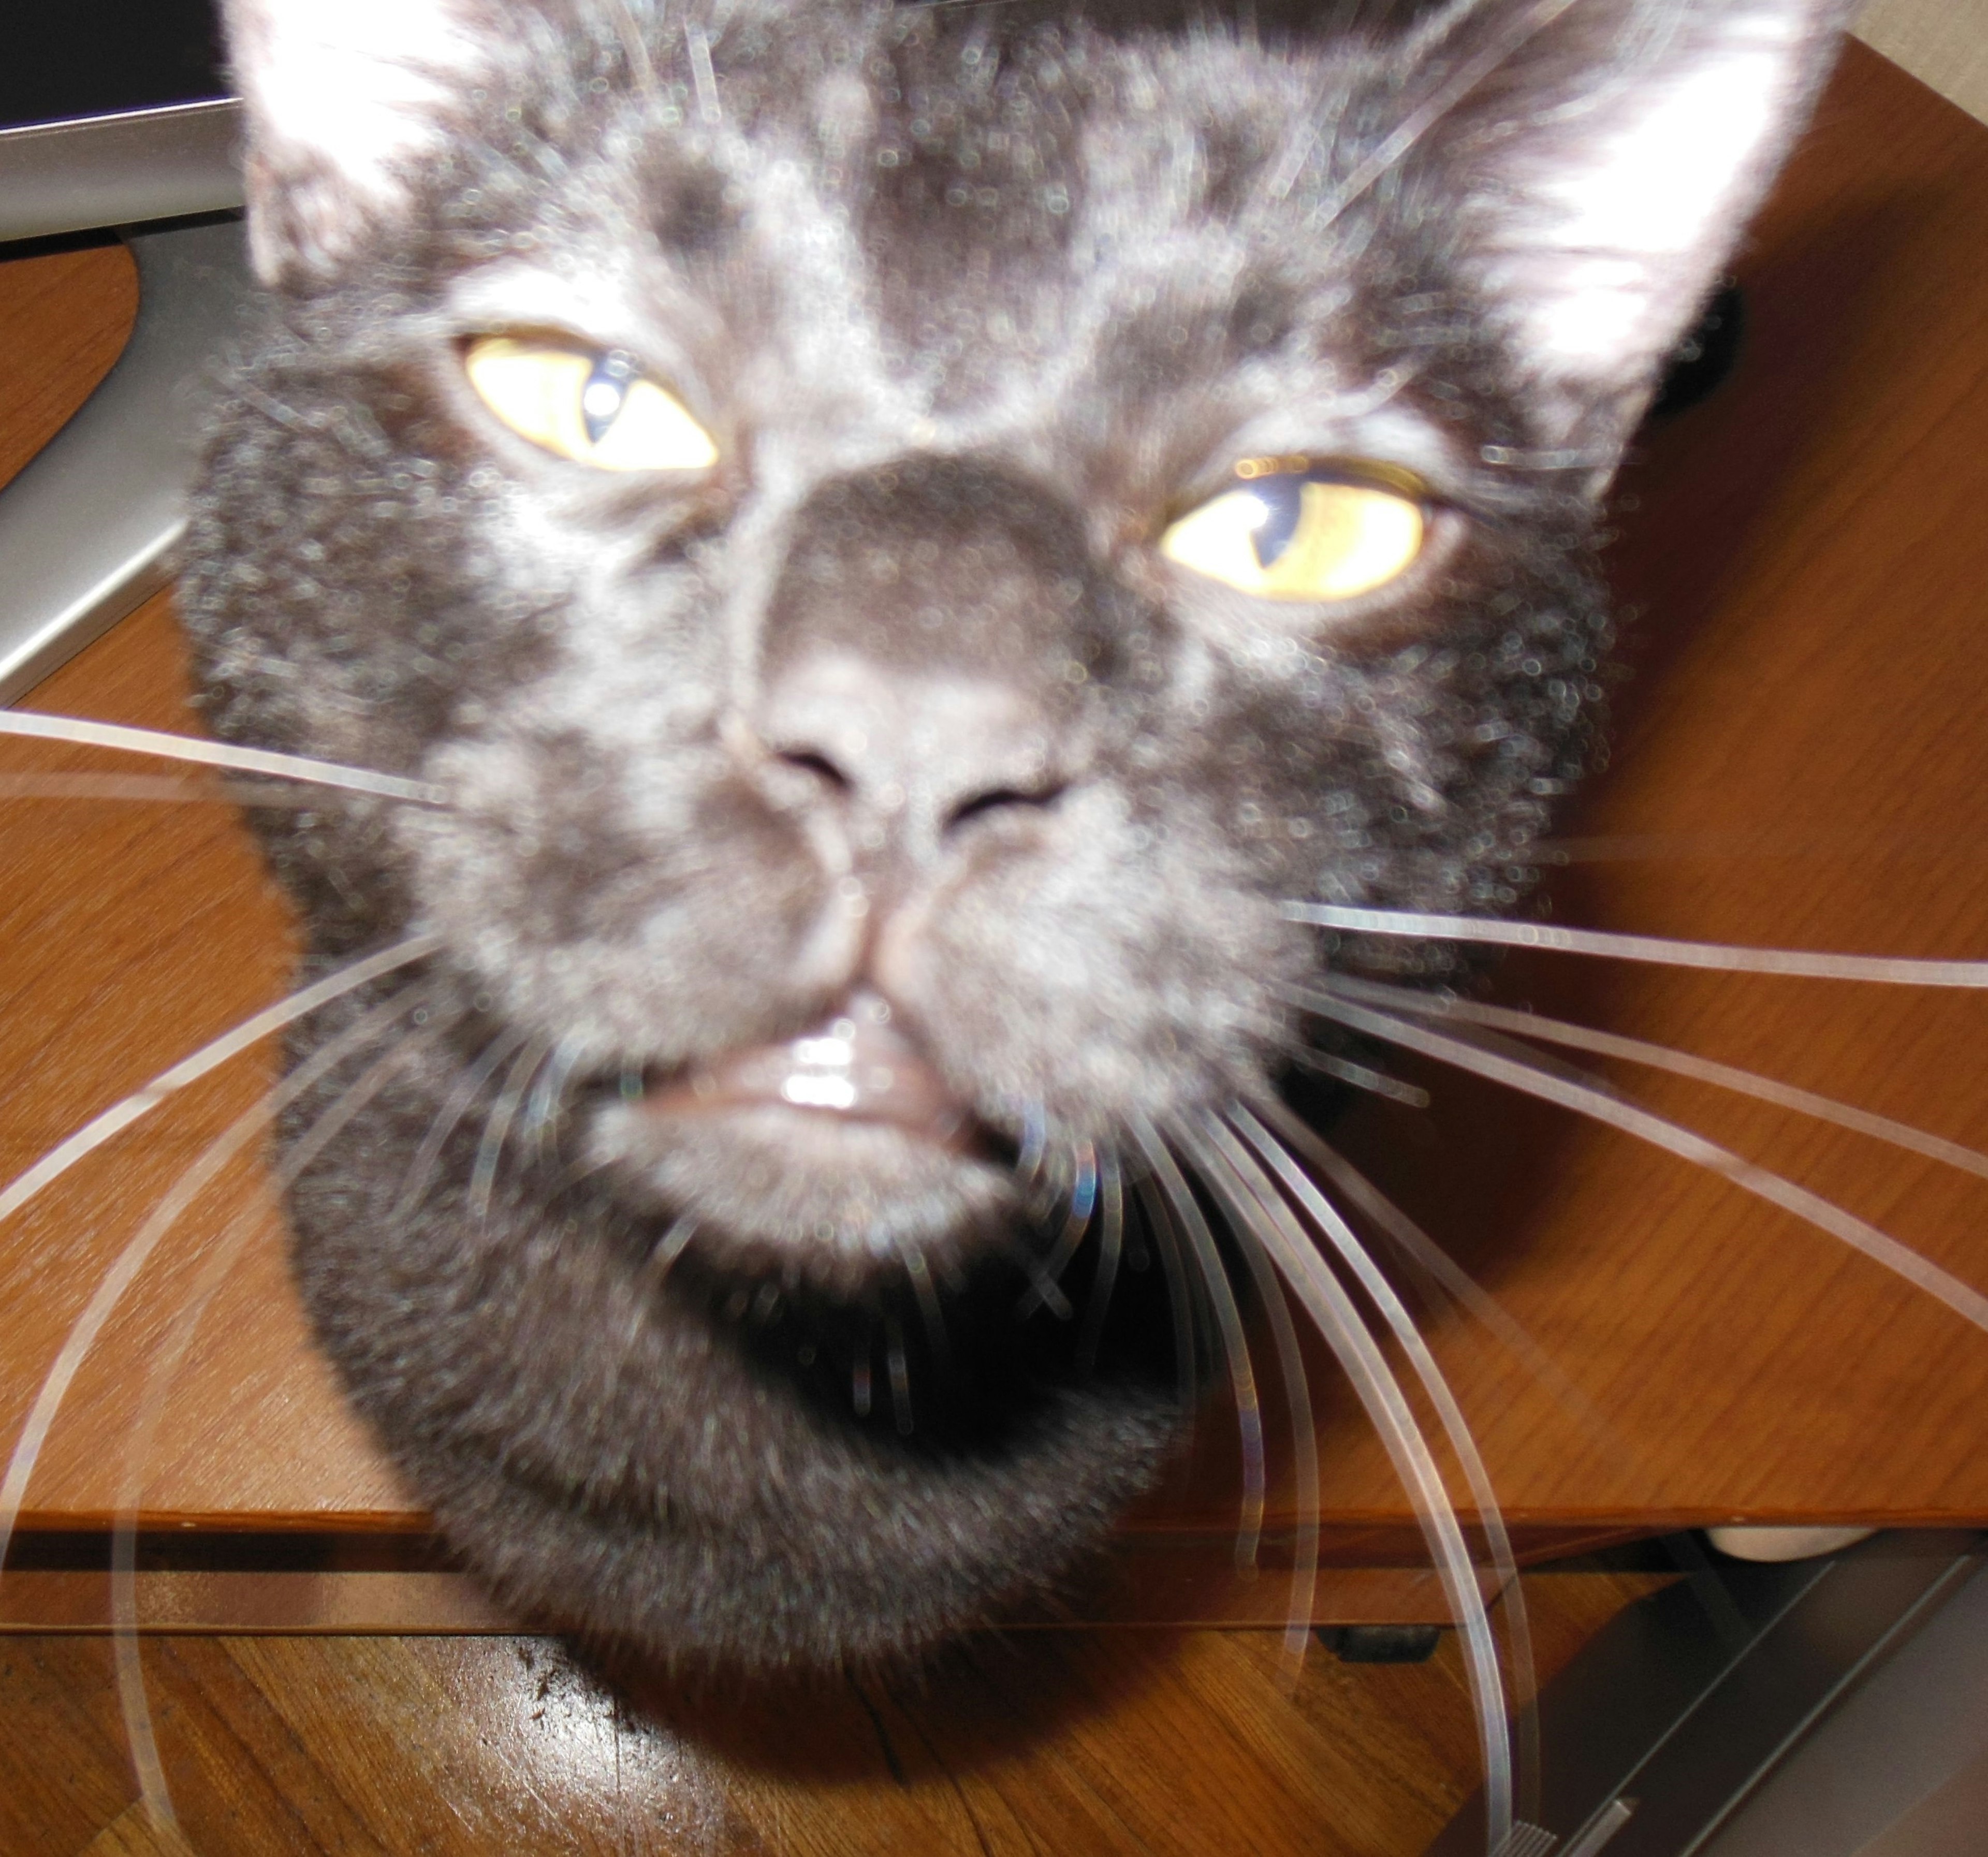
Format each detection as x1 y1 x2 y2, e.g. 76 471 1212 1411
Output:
223 0 490 281
1436 0 1851 411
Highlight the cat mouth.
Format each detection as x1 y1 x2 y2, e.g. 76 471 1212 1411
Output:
604 992 1010 1284
638 990 977 1151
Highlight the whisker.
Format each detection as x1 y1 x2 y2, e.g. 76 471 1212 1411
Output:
1291 1045 1432 1108
0 772 327 808
0 934 441 1239
0 976 433 1595
1248 1098 1609 1435
0 709 447 806
1016 1139 1098 1316
106 1018 431 1836
1291 0 1584 215
1180 1114 1517 1855
1014 1103 1048 1192
1312 993 1988 1337
1004 1228 1076 1322
1132 1171 1204 1438
638 1216 697 1291
1314 972 1988 1182
470 1035 555 1219
897 1239 950 1372
602 1217 699 1412
107 1599 180 1847
1022 1138 1077 1229
389 1028 532 1226
1220 1104 1543 1826
1075 1146 1125 1376
524 1035 591 1171
1285 901 1988 988
1128 1116 1266 1572
1168 1121 1319 1669
885 1315 913 1437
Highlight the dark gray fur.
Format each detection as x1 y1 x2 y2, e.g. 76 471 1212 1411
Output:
179 0 1849 1671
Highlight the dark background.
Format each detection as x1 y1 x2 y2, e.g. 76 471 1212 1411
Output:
2 0 227 131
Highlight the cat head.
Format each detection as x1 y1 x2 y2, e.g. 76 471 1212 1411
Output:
192 0 1848 1283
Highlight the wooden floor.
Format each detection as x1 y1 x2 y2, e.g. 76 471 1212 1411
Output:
0 1574 1662 1856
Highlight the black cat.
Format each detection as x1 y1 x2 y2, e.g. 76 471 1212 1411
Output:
176 0 1853 1672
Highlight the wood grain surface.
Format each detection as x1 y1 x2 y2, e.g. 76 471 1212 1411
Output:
3 40 1988 1612
0 1570 1667 1857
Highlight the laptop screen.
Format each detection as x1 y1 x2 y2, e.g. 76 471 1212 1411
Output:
1 0 228 135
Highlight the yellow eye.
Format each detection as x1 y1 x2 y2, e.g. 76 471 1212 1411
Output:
462 335 719 472
1160 464 1425 602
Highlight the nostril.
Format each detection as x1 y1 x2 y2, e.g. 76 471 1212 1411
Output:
776 748 853 793
945 780 1069 833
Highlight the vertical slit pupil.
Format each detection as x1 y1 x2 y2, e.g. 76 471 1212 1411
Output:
1248 477 1306 568
581 350 638 443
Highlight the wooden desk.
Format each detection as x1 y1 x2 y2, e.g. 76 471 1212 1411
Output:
3 41 1987 1635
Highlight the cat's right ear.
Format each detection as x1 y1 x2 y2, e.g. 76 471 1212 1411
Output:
221 0 494 287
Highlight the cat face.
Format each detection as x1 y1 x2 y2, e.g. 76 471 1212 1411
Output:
181 0 1851 1669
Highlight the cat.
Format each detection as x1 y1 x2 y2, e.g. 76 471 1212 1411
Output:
139 0 1862 1696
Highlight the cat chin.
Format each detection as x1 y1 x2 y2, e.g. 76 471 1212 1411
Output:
590 1099 1017 1293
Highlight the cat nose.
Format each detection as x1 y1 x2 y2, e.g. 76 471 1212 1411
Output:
745 650 1072 845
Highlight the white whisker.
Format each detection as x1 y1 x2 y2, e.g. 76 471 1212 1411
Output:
106 1018 430 1837
470 1035 555 1219
1314 972 1988 1182
1132 1171 1204 1435
1014 1104 1049 1193
1181 1112 1517 1855
1006 1233 1076 1323
1312 993 1988 1336
1285 902 1988 988
1300 0 1586 222
524 1036 591 1169
390 1027 531 1225
0 710 448 806
885 1314 913 1437
1017 1139 1098 1316
1076 1147 1125 1376
1291 1045 1432 1108
1248 1098 1610 1436
897 1238 951 1370
0 974 433 1598
1129 1116 1266 1572
108 1598 179 1846
1170 1122 1320 1669
0 772 324 808
1221 1104 1543 1825
0 935 441 1239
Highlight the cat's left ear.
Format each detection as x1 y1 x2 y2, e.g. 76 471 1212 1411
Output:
1417 0 1857 464
220 0 496 286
